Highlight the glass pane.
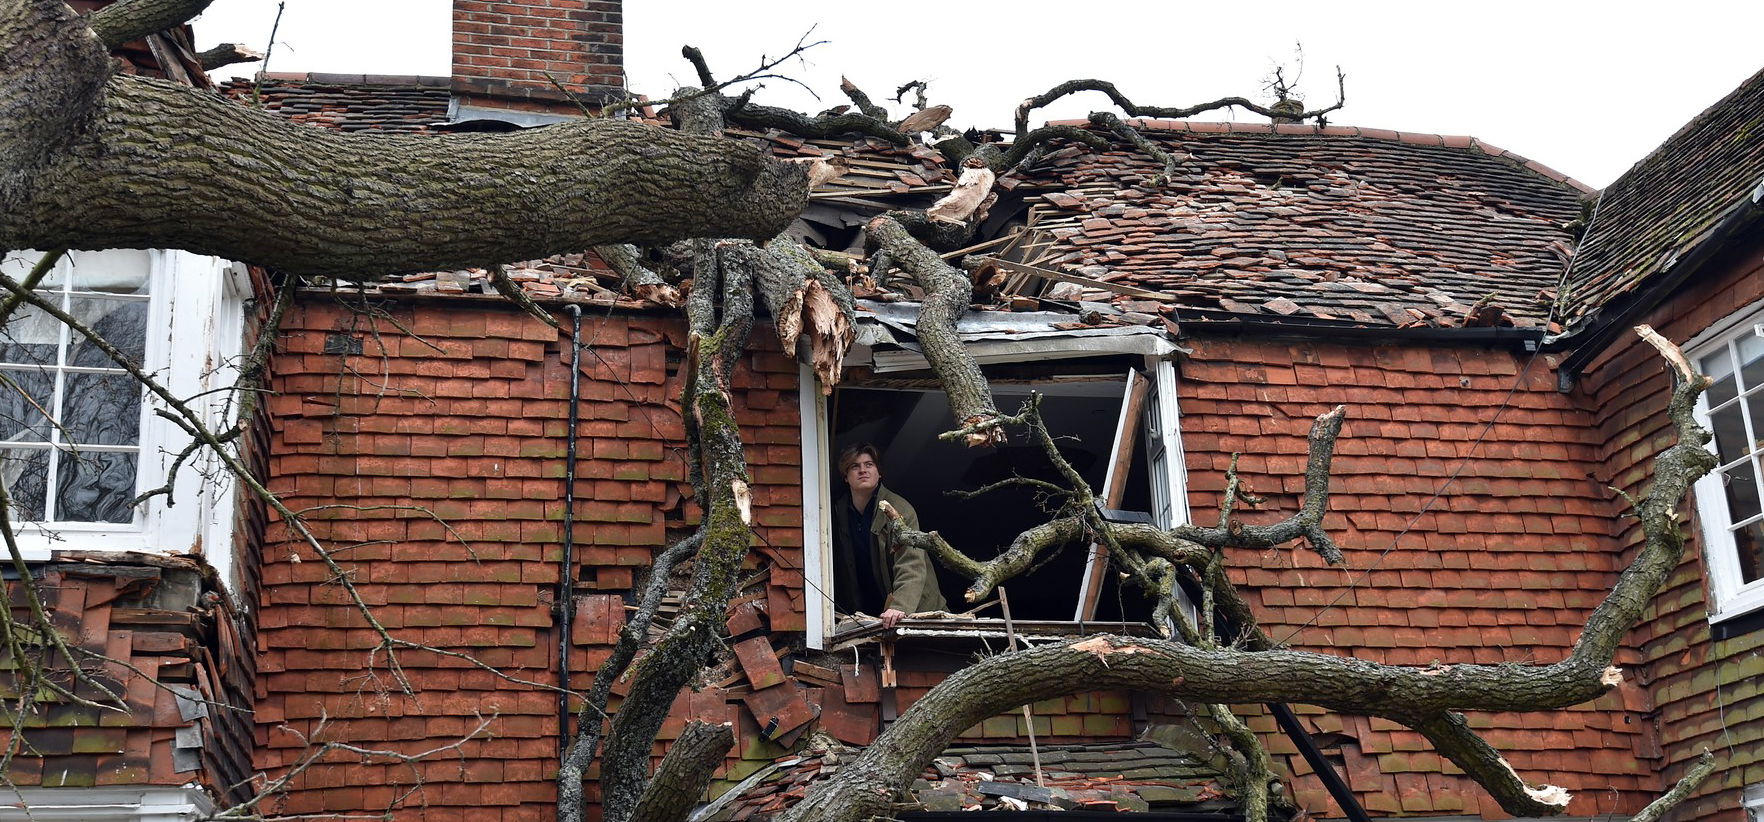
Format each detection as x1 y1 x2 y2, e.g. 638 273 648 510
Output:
0 448 48 520
1732 519 1764 585
1740 333 1764 393
1724 458 1764 524
0 367 54 442
0 303 60 366
1711 404 1752 465
56 450 136 523
65 250 150 295
62 373 140 446
68 298 147 367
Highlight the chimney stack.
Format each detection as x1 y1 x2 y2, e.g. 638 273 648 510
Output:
452 0 623 119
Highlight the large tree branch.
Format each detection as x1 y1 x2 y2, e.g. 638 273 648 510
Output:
1631 751 1717 822
3 75 811 277
783 632 1629 822
0 0 114 202
1411 711 1569 817
85 0 213 48
1013 75 1347 137
629 721 736 822
599 242 757 822
865 214 999 444
1571 325 1716 664
789 329 1713 822
194 42 262 71
724 100 906 144
1173 406 1346 563
752 236 854 391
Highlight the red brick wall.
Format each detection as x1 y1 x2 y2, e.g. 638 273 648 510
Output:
1179 337 1655 818
1578 240 1764 822
256 298 801 820
452 0 623 111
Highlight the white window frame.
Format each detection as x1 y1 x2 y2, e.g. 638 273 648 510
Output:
0 250 246 583
0 786 214 821
800 349 1189 648
1687 298 1764 622
1745 781 1763 822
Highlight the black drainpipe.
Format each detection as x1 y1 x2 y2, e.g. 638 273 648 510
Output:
557 304 583 757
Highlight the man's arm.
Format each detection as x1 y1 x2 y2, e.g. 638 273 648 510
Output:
882 495 934 626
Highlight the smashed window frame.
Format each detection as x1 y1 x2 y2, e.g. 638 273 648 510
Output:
799 301 1190 648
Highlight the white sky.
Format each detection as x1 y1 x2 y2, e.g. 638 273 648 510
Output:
194 1 1764 189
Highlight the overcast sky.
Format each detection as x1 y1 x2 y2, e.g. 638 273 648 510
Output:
194 1 1764 190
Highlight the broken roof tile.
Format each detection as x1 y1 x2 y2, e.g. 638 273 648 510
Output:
1010 121 1588 328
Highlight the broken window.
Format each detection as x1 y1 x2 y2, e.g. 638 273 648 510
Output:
801 344 1190 645
0 250 247 566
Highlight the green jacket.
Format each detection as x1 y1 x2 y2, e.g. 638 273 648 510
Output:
831 485 948 615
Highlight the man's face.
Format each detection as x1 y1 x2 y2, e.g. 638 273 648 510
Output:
844 454 880 495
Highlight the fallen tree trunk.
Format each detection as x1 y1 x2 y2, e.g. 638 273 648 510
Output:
0 17 811 278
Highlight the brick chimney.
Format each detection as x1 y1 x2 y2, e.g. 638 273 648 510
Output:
451 0 623 119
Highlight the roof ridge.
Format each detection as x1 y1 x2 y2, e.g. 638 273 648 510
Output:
1043 118 1595 195
251 72 452 87
1596 64 1764 200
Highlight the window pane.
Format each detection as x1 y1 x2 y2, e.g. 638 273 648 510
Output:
62 372 140 446
56 450 136 523
68 298 148 367
1739 333 1764 393
1725 458 1764 525
0 448 48 520
0 303 60 366
1732 519 1764 585
0 367 54 442
1711 404 1752 465
66 250 150 295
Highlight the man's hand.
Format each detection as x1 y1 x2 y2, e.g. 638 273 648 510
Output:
880 608 906 628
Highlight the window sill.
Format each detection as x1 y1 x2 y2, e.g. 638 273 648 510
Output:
1711 600 1764 640
828 616 1159 650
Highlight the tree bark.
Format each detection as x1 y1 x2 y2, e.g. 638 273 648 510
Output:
597 248 756 822
752 236 854 391
2 74 811 277
865 214 999 443
85 0 213 47
0 0 114 201
629 721 735 822
194 42 261 71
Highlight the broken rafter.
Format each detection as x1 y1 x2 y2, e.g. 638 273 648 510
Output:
982 257 1174 302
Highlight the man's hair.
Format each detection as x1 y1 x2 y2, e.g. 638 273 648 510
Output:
837 443 881 475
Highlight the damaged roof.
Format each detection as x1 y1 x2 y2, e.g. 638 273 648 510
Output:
219 74 453 132
697 739 1233 820
1559 65 1764 331
227 76 1599 333
1005 121 1590 330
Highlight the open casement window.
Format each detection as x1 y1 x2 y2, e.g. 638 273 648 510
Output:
1074 360 1193 620
799 348 1189 648
1689 307 1764 621
0 251 246 576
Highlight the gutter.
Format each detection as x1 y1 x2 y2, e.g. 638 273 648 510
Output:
1555 178 1764 382
1176 312 1548 352
557 304 583 757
